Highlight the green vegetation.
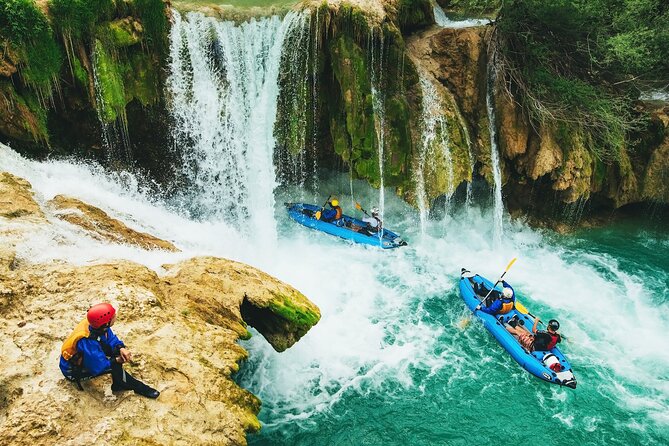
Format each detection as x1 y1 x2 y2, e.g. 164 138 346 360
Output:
439 0 501 15
49 0 114 40
396 0 434 32
93 39 126 123
0 0 62 92
496 0 669 161
130 0 168 51
268 293 320 329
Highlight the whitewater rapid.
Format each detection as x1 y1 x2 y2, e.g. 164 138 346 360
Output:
1 142 668 439
1 8 667 444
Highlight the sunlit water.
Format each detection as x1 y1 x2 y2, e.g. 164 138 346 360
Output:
1 143 667 445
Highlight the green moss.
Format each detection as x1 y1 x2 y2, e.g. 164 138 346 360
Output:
49 0 114 40
121 50 159 106
71 54 88 87
267 293 320 329
0 0 62 93
396 0 435 32
328 33 378 181
107 20 141 47
130 0 168 51
93 39 126 122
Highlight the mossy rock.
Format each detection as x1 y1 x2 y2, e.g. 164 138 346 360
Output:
106 18 143 47
93 39 126 123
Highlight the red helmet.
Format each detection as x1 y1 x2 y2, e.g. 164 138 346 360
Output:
87 303 116 328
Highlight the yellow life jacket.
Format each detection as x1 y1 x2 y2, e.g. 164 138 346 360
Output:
499 300 514 314
61 318 90 362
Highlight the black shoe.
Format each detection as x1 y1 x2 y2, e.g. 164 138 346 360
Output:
507 314 519 328
111 383 132 392
134 383 160 399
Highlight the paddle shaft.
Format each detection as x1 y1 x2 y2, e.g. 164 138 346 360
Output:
480 258 517 308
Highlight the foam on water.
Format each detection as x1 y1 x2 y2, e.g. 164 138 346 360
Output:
2 142 668 442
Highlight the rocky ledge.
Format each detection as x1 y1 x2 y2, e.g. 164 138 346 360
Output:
0 172 320 445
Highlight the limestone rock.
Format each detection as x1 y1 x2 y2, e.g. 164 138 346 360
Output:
49 195 179 252
0 172 45 220
0 172 321 445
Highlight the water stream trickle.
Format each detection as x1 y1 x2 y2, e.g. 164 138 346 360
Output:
486 55 504 246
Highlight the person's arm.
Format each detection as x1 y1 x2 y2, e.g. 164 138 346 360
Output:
107 328 132 363
479 299 502 315
78 338 113 376
532 318 541 334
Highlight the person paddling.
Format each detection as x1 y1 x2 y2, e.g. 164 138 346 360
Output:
361 206 382 235
317 198 343 222
505 316 562 352
59 303 160 399
475 283 515 315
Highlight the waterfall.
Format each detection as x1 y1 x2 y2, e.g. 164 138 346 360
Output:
166 10 306 244
416 69 455 233
431 0 451 27
369 29 386 218
274 13 315 191
486 57 504 246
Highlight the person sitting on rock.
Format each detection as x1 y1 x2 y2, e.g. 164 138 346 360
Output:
59 302 160 399
317 199 343 222
475 283 515 315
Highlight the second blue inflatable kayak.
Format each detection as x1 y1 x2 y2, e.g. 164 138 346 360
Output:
285 203 407 249
459 270 577 389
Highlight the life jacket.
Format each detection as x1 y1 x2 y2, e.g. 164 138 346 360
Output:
61 318 91 364
333 206 342 220
498 297 514 314
533 331 561 351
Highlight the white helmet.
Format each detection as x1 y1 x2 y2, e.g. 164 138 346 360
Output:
371 207 380 215
502 287 513 299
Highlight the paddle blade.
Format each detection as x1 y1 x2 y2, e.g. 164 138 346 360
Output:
505 257 518 273
355 202 362 210
515 301 529 314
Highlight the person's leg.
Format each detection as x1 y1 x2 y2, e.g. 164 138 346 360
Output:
111 362 160 398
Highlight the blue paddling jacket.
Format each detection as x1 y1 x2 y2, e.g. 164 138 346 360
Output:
479 281 515 315
59 323 125 378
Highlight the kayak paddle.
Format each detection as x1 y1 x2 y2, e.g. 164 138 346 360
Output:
355 202 370 217
480 257 517 308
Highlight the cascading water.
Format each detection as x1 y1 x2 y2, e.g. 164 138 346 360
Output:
415 69 456 234
486 54 504 247
2 7 668 446
369 28 386 218
92 40 131 162
166 10 307 244
274 13 317 191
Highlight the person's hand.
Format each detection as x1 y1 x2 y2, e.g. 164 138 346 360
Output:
118 347 133 364
475 305 481 311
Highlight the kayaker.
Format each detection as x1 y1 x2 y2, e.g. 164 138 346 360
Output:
59 303 160 399
361 207 382 235
474 282 515 315
505 316 562 352
318 199 343 222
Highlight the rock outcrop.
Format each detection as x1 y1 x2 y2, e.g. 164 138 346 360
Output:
0 172 320 445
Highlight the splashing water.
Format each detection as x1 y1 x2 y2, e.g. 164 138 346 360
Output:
166 10 307 246
416 69 456 234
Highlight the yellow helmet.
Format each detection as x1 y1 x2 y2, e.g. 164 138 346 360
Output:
330 199 339 207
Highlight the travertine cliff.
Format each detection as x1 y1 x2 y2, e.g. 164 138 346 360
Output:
0 171 320 445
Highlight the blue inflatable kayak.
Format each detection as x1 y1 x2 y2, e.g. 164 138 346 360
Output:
285 203 407 249
459 270 577 389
